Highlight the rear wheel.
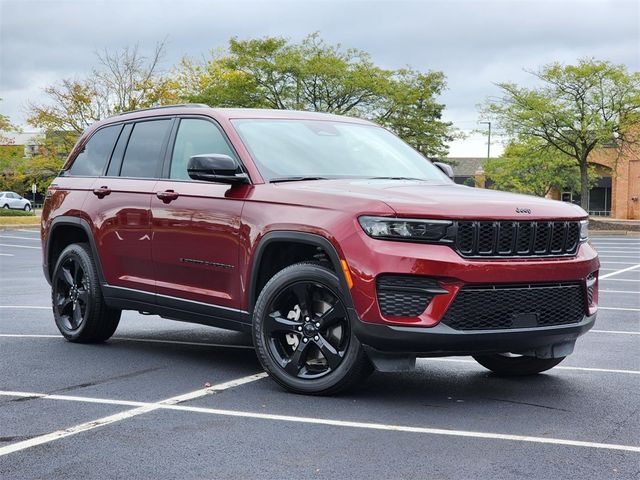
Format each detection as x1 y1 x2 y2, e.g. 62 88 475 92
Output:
24 204 31 211
2 204 8 209
51 243 121 342
472 353 565 376
253 263 372 395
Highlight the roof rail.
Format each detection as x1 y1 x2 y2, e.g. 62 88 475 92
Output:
112 103 210 117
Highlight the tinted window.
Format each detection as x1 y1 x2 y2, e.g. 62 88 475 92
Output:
68 125 122 176
120 120 172 178
170 119 236 180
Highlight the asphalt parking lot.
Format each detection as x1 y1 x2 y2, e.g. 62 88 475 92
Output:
0 229 638 479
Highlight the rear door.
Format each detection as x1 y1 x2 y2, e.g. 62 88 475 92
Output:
85 118 174 292
151 116 248 310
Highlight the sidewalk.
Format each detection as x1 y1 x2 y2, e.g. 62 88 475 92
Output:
589 217 640 235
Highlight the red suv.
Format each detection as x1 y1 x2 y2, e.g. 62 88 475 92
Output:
41 105 599 394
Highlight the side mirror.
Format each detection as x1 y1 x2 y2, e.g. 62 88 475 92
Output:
433 161 454 180
187 154 249 184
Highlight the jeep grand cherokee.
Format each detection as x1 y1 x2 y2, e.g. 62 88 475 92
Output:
41 105 599 394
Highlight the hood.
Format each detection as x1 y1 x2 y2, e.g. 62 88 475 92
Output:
273 179 587 220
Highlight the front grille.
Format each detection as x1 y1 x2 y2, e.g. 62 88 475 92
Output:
441 283 586 330
454 221 581 258
377 275 440 317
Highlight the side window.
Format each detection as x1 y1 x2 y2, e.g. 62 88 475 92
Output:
170 119 236 180
120 119 172 178
68 125 122 176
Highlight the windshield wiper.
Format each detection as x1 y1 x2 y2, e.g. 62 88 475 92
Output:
269 176 330 183
365 176 427 181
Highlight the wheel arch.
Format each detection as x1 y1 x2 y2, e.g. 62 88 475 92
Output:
45 216 105 286
248 231 354 314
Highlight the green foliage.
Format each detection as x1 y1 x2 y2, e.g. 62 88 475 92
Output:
463 177 476 187
484 141 595 197
177 33 454 157
0 208 35 217
482 59 640 208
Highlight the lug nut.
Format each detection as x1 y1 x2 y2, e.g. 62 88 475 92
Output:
314 335 319 341
315 322 320 328
305 316 310 321
297 326 302 331
303 338 308 343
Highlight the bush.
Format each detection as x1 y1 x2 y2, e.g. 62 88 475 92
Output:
0 208 35 217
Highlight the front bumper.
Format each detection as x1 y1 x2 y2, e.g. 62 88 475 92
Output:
352 310 596 357
341 229 600 327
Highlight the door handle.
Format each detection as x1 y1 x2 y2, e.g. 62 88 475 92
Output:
156 190 179 203
92 186 111 198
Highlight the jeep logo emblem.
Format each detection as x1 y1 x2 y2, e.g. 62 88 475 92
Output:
516 208 531 214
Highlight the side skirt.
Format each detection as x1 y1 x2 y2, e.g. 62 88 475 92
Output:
102 285 252 333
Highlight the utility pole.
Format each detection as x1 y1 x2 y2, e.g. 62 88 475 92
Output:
479 121 491 159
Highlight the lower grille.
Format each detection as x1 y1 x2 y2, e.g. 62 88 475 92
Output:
441 283 585 330
377 275 444 317
586 272 596 305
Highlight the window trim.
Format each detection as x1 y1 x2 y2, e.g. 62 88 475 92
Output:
115 116 176 180
64 123 124 178
160 114 251 184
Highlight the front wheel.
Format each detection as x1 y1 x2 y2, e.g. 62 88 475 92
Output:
472 353 565 376
24 204 31 211
253 263 372 395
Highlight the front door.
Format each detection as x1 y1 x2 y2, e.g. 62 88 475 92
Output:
151 117 248 310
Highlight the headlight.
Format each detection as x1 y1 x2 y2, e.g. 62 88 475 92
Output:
359 216 452 242
580 219 588 241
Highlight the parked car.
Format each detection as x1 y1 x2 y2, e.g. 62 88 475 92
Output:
0 191 32 211
41 105 599 395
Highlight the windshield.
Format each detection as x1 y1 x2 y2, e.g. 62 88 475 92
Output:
231 119 449 182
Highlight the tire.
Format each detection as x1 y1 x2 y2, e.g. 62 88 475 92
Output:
51 243 121 343
24 204 31 211
253 262 372 395
472 353 565 376
2 204 8 209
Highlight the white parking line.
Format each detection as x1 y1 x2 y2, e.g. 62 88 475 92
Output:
0 333 255 350
0 306 50 309
599 307 640 312
601 278 640 282
0 372 268 457
0 388 637 454
592 330 640 335
0 253 14 257
601 289 639 294
0 235 40 241
15 229 40 234
424 358 640 375
0 243 40 249
599 264 640 279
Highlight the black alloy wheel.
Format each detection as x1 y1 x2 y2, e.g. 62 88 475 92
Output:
51 243 121 342
253 262 372 395
264 280 349 379
53 255 89 331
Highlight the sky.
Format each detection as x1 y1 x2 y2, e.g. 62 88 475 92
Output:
1 0 638 157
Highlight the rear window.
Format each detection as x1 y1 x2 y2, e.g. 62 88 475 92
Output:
68 125 122 176
119 120 172 178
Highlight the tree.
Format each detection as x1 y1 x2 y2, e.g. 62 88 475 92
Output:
28 42 178 137
178 33 454 157
482 59 640 209
484 140 596 197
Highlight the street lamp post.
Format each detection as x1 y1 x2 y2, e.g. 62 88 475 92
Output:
479 121 491 159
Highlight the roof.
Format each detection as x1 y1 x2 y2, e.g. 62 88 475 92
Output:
447 157 490 176
103 105 375 126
